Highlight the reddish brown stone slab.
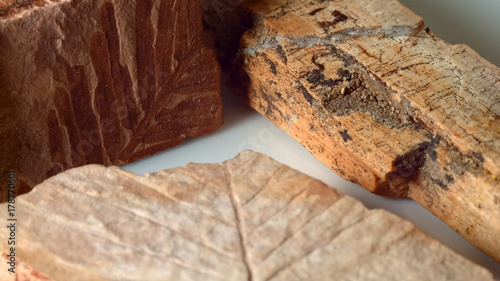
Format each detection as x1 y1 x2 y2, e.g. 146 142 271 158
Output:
0 0 223 201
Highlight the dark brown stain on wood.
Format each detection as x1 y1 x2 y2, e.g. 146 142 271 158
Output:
339 130 352 142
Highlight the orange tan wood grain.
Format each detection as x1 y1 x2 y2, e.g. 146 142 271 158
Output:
203 0 500 262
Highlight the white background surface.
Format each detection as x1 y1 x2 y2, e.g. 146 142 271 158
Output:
124 0 500 276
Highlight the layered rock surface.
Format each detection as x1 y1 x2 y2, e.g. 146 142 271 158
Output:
0 151 495 280
0 0 223 201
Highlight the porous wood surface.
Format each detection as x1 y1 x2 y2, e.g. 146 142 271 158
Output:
0 0 223 201
0 151 495 280
202 0 500 261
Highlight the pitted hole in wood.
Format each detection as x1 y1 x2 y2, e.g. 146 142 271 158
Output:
321 66 416 128
303 47 417 129
446 147 482 176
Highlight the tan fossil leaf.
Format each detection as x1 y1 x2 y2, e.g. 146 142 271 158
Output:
0 151 495 280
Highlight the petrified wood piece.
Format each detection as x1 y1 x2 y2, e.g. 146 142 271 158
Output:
0 0 223 201
0 151 495 280
203 0 500 261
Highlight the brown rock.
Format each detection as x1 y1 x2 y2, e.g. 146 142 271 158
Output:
0 0 223 202
202 0 500 262
0 151 495 280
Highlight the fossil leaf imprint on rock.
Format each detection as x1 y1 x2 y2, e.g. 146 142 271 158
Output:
0 0 222 201
0 151 495 281
47 0 221 171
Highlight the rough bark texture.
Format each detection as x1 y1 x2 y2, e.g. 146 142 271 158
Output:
202 0 500 262
0 0 223 202
0 151 495 280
